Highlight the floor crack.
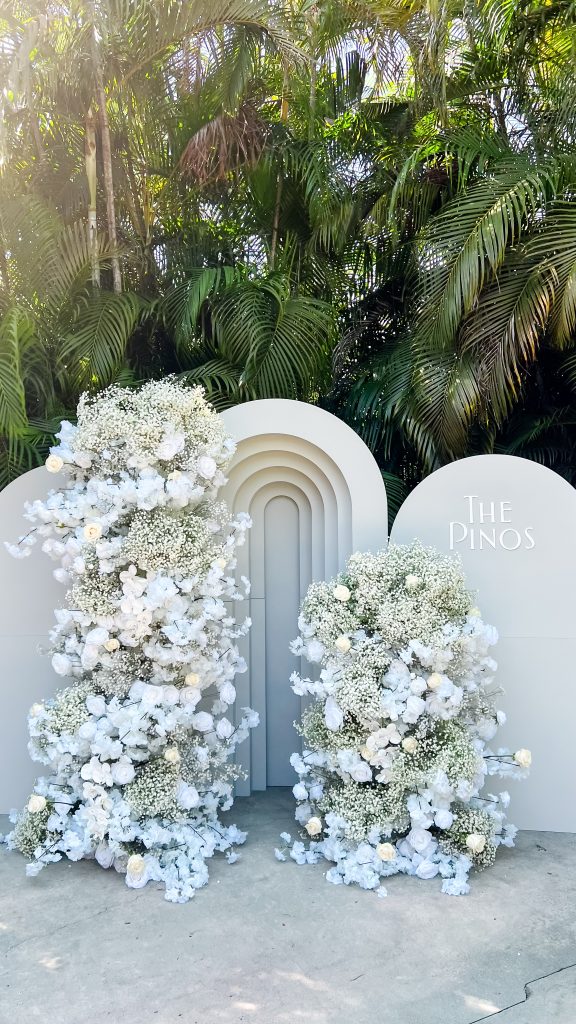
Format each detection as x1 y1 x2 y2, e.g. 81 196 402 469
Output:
468 961 576 1022
1 892 144 958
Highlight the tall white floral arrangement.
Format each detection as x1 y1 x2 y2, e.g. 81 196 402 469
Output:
4 380 258 902
278 543 530 896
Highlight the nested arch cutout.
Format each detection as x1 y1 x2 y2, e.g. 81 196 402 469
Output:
221 400 388 792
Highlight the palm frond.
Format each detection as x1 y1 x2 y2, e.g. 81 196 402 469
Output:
61 292 148 388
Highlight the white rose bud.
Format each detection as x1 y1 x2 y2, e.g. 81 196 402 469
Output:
514 748 532 769
197 455 217 479
215 557 227 569
376 842 396 861
360 746 372 760
27 794 47 813
402 736 418 754
405 574 420 590
305 816 323 837
469 607 481 617
164 746 181 765
126 853 146 878
466 833 486 854
29 703 44 717
335 635 351 654
427 672 443 690
104 638 120 652
333 584 351 602
46 454 64 473
185 672 201 686
83 522 102 542
167 470 182 480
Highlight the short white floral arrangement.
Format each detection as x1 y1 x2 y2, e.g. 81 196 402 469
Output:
277 543 531 896
3 379 258 902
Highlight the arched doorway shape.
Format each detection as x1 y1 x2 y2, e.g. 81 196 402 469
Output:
221 400 388 793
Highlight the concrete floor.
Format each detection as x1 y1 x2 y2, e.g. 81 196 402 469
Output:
0 789 575 1024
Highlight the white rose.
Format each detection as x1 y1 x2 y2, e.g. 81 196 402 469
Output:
29 703 44 717
180 686 201 707
305 816 322 837
185 672 201 687
176 782 200 810
376 842 396 861
333 584 351 602
405 574 421 590
407 827 432 853
335 635 351 654
215 557 227 570
427 672 443 690
514 748 532 769
466 833 486 854
469 606 481 617
193 712 214 733
46 454 64 473
197 455 217 479
111 761 135 785
434 809 454 830
83 522 102 542
52 652 72 676
402 736 418 754
350 761 372 783
164 746 181 764
126 853 146 878
27 794 47 813
167 470 182 480
86 695 106 717
104 638 120 652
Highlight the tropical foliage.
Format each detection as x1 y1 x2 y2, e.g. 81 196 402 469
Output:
1 0 576 500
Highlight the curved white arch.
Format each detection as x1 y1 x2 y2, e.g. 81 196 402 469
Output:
221 400 388 791
222 400 388 554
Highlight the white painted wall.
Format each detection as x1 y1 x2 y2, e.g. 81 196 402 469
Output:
221 400 389 792
391 455 576 832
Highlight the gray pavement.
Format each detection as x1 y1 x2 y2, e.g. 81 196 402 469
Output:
1 789 575 1024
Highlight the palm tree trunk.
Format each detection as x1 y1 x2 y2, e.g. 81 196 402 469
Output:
270 74 289 270
89 11 121 293
308 59 317 141
270 171 283 271
85 106 100 286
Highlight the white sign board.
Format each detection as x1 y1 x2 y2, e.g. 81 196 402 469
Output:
391 454 576 832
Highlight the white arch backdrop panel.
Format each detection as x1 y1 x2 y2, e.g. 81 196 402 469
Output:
221 400 389 793
391 454 576 833
0 467 67 811
0 401 388 809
